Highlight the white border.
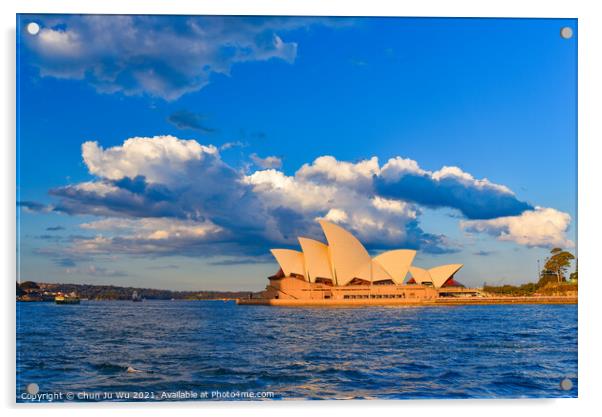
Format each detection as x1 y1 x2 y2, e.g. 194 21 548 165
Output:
2 1 601 416
1 0 592 17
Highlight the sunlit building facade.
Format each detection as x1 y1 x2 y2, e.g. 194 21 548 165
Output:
242 220 476 306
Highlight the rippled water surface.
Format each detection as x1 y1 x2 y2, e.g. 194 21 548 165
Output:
16 301 577 401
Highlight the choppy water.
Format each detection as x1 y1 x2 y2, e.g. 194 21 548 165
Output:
16 301 577 401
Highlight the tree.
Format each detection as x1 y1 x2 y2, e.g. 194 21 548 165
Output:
542 248 575 284
19 281 39 290
538 268 557 287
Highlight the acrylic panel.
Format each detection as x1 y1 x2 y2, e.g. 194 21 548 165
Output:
16 15 578 402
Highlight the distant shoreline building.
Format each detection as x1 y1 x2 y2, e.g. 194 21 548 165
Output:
239 220 479 306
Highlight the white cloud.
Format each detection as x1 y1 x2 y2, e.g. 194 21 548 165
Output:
81 217 222 241
243 168 339 212
432 166 513 194
37 28 82 58
371 196 416 217
243 158 421 246
23 16 332 100
296 155 379 190
58 137 434 255
82 135 218 183
376 157 532 219
61 218 227 259
321 208 348 223
41 135 570 262
250 153 282 169
381 158 513 196
461 207 574 248
380 156 425 181
220 141 245 151
72 181 120 196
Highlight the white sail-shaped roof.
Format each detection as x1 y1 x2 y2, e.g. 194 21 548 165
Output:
318 220 372 286
298 237 335 283
373 249 416 284
429 264 463 288
409 266 433 285
372 259 393 282
269 220 464 288
270 249 306 278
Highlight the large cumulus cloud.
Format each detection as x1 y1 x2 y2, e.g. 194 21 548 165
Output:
43 135 461 261
52 136 276 243
33 135 572 265
21 15 335 100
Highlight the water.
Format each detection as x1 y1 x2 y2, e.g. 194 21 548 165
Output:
16 301 577 401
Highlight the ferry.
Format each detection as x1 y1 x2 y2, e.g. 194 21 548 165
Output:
54 292 80 304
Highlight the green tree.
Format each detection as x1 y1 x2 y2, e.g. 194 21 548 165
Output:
541 248 575 284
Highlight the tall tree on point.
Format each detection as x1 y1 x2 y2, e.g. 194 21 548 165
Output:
543 248 575 284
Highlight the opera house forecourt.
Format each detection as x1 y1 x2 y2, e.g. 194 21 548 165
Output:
238 220 481 307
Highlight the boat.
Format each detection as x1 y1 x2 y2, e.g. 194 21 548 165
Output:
132 291 143 302
55 292 80 304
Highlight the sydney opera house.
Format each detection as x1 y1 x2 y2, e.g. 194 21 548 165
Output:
239 220 478 306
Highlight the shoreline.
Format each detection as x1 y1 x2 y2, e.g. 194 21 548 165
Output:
16 298 239 303
236 295 577 307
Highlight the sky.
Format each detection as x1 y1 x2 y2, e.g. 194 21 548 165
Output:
16 15 577 291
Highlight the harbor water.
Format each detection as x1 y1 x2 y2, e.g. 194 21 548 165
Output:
16 300 577 401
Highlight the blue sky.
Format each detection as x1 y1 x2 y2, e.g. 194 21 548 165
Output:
17 15 577 290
